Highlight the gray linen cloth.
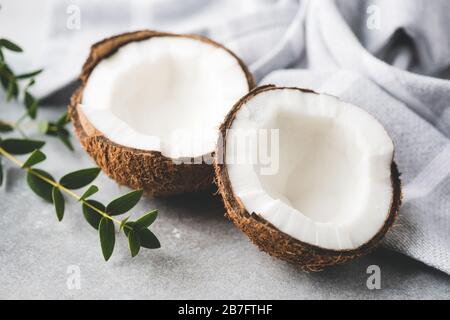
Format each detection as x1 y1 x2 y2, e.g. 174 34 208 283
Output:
1 0 449 273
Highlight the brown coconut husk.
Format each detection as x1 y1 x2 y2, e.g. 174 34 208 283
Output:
69 30 255 196
213 85 402 271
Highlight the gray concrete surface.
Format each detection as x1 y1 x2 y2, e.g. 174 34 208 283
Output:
0 103 449 300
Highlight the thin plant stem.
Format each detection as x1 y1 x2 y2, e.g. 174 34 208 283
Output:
1 117 31 138
0 146 130 229
15 112 28 127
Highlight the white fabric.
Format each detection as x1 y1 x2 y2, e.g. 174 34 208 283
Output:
1 0 449 273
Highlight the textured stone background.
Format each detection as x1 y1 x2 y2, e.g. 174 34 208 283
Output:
0 99 449 300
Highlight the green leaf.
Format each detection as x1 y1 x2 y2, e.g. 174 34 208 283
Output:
0 49 4 61
80 185 99 201
59 167 101 189
0 68 9 90
15 69 43 79
1 139 45 155
0 63 14 77
6 79 15 101
57 125 70 136
25 91 34 107
13 82 19 98
106 189 143 216
0 72 8 91
0 157 3 187
24 92 38 119
122 221 134 236
122 222 160 250
52 186 65 221
138 229 161 249
27 169 54 202
56 129 74 151
134 210 158 230
0 64 13 91
0 121 13 132
56 112 70 126
82 199 104 230
0 39 23 52
119 216 131 232
28 102 38 119
26 78 35 88
42 123 58 137
127 230 141 257
99 217 115 261
38 121 49 134
22 149 46 168
3 68 19 100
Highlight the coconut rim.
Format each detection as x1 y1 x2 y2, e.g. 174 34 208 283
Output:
214 84 403 257
70 30 256 164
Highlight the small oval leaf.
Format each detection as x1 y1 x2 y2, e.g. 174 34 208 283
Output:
15 69 43 79
52 187 65 221
25 92 34 108
127 230 141 257
22 149 46 168
106 189 143 216
38 121 49 134
0 121 13 132
6 80 15 101
99 217 115 261
0 39 23 52
82 199 104 230
26 78 35 88
138 229 161 249
56 130 74 151
1 139 45 155
134 210 158 230
27 169 54 202
122 221 134 237
59 167 101 189
79 185 99 201
24 92 38 119
56 111 70 126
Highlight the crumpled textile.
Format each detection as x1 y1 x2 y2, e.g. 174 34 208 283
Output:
1 0 448 273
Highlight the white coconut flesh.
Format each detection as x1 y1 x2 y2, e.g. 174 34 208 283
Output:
81 36 250 158
226 88 394 250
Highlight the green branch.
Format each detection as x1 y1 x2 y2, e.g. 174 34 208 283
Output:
0 139 160 261
0 38 72 150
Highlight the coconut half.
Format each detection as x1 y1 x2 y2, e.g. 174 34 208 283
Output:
70 30 254 196
214 85 402 270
